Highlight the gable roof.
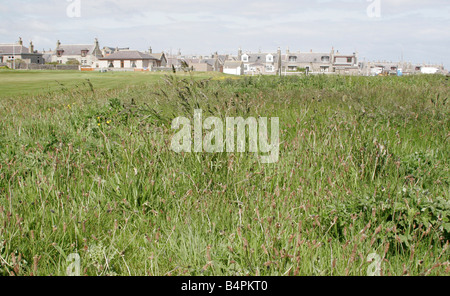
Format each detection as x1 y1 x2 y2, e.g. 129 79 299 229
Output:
283 53 331 63
242 53 279 63
55 43 102 57
99 50 157 60
224 61 243 68
0 44 32 55
149 53 166 61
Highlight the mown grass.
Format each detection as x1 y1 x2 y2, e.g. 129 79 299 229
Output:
0 73 449 276
0 70 223 97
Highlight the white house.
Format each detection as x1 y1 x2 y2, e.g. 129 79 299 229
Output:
420 67 439 74
223 61 244 75
98 50 158 71
51 38 103 67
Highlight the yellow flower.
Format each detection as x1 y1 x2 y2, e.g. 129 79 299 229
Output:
98 123 101 126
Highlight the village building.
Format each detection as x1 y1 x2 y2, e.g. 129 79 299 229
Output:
0 38 44 66
98 50 160 71
281 49 333 73
51 38 103 67
332 51 360 75
145 47 168 67
238 48 282 75
223 61 244 75
102 46 130 57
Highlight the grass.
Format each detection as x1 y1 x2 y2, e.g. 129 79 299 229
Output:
0 72 449 276
0 70 222 97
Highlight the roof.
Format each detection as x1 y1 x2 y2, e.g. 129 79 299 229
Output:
242 53 279 63
56 44 98 56
99 50 157 60
224 61 243 68
283 53 331 63
0 44 33 55
149 53 166 61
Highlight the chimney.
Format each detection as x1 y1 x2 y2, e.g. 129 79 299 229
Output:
18 37 23 46
149 46 153 54
29 41 34 53
238 47 242 60
286 47 290 54
310 49 313 53
56 40 61 49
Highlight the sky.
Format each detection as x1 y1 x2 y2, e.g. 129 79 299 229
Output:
0 0 449 67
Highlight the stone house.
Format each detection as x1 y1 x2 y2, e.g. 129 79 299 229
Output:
0 38 44 66
238 48 282 75
51 38 103 67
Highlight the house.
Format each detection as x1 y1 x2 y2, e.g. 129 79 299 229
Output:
98 50 158 71
239 48 282 75
281 49 333 73
102 46 130 57
186 59 214 72
332 51 360 75
51 38 103 67
223 61 244 75
142 47 166 68
0 37 44 67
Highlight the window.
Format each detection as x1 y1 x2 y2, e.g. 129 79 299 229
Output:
121 61 124 68
132 62 137 68
266 55 273 63
289 56 297 62
266 65 274 72
56 50 64 57
81 50 88 57
242 55 249 62
288 66 297 71
320 66 329 72
108 62 114 68
321 56 330 62
244 64 249 71
347 57 353 63
391 67 397 71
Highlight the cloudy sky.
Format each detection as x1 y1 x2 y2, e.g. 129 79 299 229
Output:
1 0 449 67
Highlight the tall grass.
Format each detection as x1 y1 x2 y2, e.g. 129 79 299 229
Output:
0 74 449 276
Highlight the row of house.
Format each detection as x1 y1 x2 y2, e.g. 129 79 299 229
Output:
166 47 360 76
1 38 167 71
0 37 446 75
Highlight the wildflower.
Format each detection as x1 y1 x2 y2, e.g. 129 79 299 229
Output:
98 123 101 127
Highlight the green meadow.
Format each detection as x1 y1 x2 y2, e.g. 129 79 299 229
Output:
0 71 449 276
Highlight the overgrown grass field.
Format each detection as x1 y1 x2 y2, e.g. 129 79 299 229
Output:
0 72 449 276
